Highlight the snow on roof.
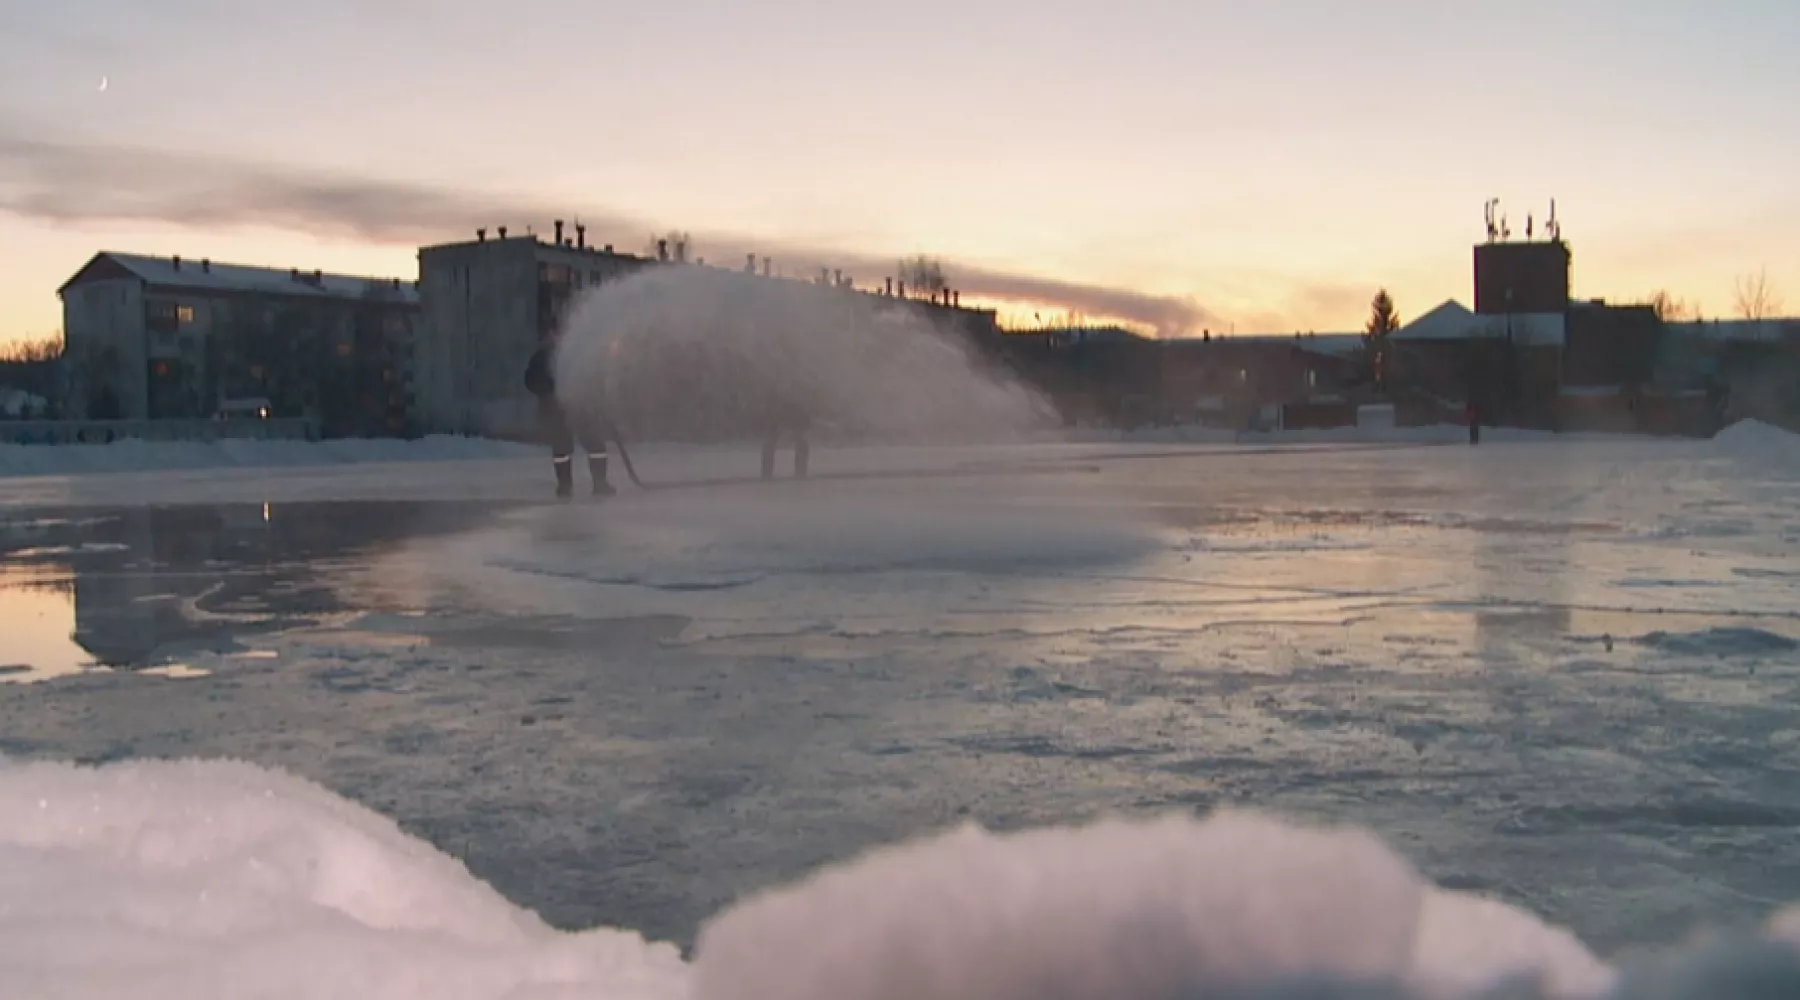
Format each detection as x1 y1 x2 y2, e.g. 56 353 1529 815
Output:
1392 299 1565 346
1391 300 1475 340
86 252 419 306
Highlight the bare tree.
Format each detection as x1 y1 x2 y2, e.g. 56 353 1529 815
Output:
1733 268 1783 321
0 332 64 363
1646 290 1698 322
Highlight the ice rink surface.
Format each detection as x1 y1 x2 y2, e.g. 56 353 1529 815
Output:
3 425 1799 997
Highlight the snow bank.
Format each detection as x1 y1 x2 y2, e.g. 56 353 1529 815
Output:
693 811 1612 1000
0 435 538 477
0 757 687 1000
8 757 1800 1000
1712 418 1800 460
1061 423 1643 446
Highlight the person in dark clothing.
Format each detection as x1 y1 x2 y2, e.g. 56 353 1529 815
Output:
525 341 615 498
760 398 811 480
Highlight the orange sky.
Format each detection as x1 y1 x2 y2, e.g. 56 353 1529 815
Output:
4 0 1796 347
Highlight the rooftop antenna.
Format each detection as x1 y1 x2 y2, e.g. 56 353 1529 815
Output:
1546 198 1560 241
1526 213 1534 239
1483 198 1500 241
1500 212 1511 241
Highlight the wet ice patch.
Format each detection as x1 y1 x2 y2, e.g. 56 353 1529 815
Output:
691 810 1613 1000
1633 627 1799 657
393 482 1160 620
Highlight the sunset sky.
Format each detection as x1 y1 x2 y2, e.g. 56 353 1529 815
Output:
2 0 1796 347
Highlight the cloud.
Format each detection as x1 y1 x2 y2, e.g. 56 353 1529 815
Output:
0 127 1217 336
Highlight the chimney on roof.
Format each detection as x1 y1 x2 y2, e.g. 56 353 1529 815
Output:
201 258 211 273
657 239 669 261
833 268 842 286
392 277 400 290
497 226 508 239
952 290 960 307
313 269 322 284
746 252 756 273
172 255 181 271
290 268 300 281
476 228 486 242
575 223 586 249
897 280 906 299
674 239 687 263
603 243 613 253
554 219 564 245
885 277 893 296
761 257 772 277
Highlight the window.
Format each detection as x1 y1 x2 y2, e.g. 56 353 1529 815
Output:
1307 369 1318 388
176 305 195 324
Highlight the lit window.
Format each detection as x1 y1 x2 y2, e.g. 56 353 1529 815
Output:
177 305 195 324
1307 369 1317 388
1238 369 1248 382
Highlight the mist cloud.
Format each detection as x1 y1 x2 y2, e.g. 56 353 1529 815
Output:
0 128 1217 336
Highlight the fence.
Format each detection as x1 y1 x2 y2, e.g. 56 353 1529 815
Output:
0 417 319 446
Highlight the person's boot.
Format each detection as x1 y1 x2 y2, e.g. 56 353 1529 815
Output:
588 453 616 496
553 456 574 499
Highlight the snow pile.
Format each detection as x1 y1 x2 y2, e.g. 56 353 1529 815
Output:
0 435 538 477
1712 418 1800 462
553 266 1056 444
9 757 1800 999
0 756 687 1000
693 811 1612 1000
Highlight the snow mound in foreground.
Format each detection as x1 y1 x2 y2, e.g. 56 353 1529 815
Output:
694 811 1612 1000
0 757 686 1000
6 757 1800 1000
0 435 537 477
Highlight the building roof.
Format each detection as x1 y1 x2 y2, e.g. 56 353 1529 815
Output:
1392 299 1565 346
58 252 419 305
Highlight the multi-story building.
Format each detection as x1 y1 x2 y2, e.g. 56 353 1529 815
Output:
57 252 419 435
415 223 650 437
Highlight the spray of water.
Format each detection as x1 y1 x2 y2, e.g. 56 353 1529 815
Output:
551 266 1058 445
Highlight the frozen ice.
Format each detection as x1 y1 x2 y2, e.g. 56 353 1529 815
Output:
5 418 1800 998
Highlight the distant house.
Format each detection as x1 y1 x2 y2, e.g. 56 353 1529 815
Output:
57 252 419 435
1386 299 1564 421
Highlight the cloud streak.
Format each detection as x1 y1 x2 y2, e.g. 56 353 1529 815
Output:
0 128 1217 336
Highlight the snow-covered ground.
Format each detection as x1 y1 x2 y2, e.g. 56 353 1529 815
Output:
3 423 1800 998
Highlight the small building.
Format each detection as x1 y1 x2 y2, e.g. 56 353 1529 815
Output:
1387 299 1565 424
57 252 419 435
